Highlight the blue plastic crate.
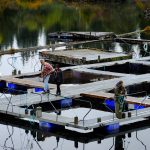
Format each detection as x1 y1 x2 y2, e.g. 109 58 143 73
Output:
7 83 27 94
34 88 44 92
105 99 115 110
7 83 17 93
134 104 144 110
8 83 16 89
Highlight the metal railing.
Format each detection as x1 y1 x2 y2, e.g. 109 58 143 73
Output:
74 98 92 126
126 91 148 116
47 92 93 124
103 98 115 121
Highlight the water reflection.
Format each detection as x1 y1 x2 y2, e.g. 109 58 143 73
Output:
0 1 149 51
12 35 19 49
114 43 123 53
0 1 150 149
4 126 14 150
0 53 41 75
132 45 141 59
38 28 46 47
0 1 150 72
136 131 147 150
115 135 124 150
0 120 149 150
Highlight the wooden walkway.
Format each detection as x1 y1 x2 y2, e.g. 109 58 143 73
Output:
0 76 56 89
80 91 150 107
1 62 150 131
1 72 150 107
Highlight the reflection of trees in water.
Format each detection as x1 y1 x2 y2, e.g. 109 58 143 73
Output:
16 0 52 10
0 0 17 14
135 0 150 10
0 11 17 48
16 29 38 48
1 126 45 150
20 50 39 68
0 1 148 50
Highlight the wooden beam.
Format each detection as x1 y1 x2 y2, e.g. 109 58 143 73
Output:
80 91 150 107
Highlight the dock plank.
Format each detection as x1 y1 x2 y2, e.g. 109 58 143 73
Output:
0 77 55 89
80 91 150 107
40 49 130 65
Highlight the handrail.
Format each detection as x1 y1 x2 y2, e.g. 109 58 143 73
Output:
1 88 91 126
126 91 147 97
3 92 13 114
1 87 43 109
74 98 92 126
7 56 18 70
135 96 148 115
47 92 92 126
126 91 147 116
104 98 115 121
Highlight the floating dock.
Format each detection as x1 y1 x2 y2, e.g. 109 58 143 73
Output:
0 57 150 132
1 111 150 145
40 49 131 65
48 31 114 40
0 97 150 132
80 91 150 107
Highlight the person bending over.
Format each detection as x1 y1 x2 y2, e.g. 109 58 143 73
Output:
40 59 54 93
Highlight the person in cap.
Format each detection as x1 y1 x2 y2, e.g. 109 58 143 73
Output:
114 80 127 119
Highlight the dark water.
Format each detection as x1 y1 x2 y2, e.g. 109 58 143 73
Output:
1 1 150 75
93 62 150 75
0 1 150 150
0 120 150 150
21 69 117 84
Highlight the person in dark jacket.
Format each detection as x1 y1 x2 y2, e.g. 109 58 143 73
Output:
54 64 63 96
